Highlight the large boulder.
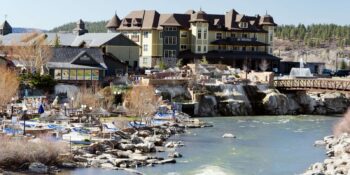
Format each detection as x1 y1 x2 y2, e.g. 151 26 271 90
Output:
197 95 218 116
322 92 349 114
262 91 289 115
218 100 251 116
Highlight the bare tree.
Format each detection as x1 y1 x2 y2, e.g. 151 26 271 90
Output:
6 32 52 74
0 66 19 109
74 85 100 108
124 85 159 121
259 59 270 72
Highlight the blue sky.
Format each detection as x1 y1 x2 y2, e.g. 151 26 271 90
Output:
1 0 349 30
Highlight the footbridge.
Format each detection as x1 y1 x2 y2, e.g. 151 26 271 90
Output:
274 78 350 91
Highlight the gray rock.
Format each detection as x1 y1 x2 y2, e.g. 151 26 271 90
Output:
119 143 135 150
100 163 116 169
129 154 149 161
314 140 326 147
222 133 236 138
157 158 176 164
61 162 77 169
28 162 48 174
131 135 144 144
168 152 182 158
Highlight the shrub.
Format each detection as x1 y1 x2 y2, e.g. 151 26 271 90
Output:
20 73 56 92
333 109 350 137
0 136 68 169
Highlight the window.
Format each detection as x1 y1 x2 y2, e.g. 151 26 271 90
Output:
203 46 207 52
69 69 77 80
92 70 99 80
180 31 187 38
164 50 176 58
164 36 177 45
54 69 62 80
270 34 273 41
84 70 92 80
164 27 177 31
242 47 246 51
62 69 69 80
144 31 149 38
231 33 236 38
239 22 248 28
197 46 201 52
131 34 139 42
203 29 207 40
143 44 148 52
198 29 202 39
180 45 187 50
216 33 222 40
77 70 84 80
242 34 248 38
143 57 148 64
159 31 163 39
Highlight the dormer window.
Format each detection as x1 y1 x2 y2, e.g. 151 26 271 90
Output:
239 22 248 28
133 18 142 27
123 19 132 27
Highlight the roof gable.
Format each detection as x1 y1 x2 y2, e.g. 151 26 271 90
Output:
71 51 101 67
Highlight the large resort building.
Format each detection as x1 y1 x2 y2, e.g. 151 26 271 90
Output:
0 8 280 84
106 9 280 71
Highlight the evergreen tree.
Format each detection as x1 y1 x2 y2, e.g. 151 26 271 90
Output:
340 59 348 70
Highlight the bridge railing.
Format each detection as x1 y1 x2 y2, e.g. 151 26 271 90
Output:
274 79 350 91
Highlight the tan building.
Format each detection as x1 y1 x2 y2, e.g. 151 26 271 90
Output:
107 9 281 71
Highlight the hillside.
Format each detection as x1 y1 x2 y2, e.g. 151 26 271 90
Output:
12 27 47 33
275 24 350 69
50 21 108 33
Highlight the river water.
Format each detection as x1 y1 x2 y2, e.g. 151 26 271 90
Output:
67 115 339 175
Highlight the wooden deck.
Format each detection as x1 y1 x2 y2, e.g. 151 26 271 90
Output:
274 78 350 91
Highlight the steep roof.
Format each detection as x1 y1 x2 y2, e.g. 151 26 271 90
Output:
0 20 12 30
106 14 121 28
47 47 107 69
0 32 137 47
70 33 121 47
117 9 277 32
189 10 208 23
161 15 182 27
259 15 277 26
118 10 160 30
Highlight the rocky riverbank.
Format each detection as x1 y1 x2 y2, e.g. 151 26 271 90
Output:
165 84 350 116
2 119 212 174
304 133 350 175
69 120 212 174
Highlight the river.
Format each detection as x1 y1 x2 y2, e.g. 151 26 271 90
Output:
66 115 339 175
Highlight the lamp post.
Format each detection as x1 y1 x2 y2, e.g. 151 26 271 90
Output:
81 104 86 115
64 103 68 116
70 97 74 109
10 97 15 118
22 104 28 136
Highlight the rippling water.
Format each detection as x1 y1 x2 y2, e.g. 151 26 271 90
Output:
67 116 338 175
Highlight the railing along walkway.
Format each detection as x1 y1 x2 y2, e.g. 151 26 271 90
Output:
274 78 350 91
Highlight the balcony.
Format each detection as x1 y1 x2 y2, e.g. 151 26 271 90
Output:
211 37 268 46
